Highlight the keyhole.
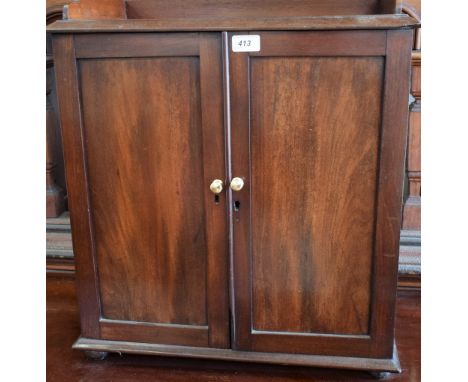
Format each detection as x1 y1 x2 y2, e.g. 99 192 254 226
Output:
214 194 220 204
234 200 241 211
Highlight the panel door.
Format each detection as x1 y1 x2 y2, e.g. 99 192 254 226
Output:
229 30 412 358
53 33 230 348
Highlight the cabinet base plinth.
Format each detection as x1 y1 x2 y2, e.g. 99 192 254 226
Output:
74 337 401 373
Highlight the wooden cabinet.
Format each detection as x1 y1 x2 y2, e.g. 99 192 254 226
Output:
50 4 417 373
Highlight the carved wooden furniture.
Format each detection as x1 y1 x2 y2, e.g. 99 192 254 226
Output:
49 0 418 374
402 2 421 228
46 58 65 217
404 55 421 233
398 0 421 286
46 1 69 218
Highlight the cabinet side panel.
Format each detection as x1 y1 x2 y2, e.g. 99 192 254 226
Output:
79 57 208 326
250 57 384 335
370 29 413 357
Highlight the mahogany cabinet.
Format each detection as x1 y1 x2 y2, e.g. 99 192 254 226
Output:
49 6 417 374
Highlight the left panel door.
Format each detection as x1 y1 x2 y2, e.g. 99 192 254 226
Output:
53 33 230 348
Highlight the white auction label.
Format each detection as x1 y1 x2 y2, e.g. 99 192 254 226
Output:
232 35 261 52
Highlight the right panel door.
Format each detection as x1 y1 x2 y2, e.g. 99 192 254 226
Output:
229 30 412 358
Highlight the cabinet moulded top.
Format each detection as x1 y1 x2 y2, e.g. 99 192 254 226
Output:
47 15 419 34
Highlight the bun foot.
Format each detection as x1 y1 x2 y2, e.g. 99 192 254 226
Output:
369 371 390 379
84 350 109 360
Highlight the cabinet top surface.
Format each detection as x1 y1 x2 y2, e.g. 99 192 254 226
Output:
47 14 419 33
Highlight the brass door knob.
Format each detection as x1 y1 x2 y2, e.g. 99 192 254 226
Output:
209 179 224 194
230 177 244 191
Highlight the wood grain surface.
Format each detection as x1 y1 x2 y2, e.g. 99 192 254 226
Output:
80 57 208 326
52 35 102 338
250 57 384 335
228 29 412 358
47 15 419 33
54 32 230 349
66 0 126 20
125 0 395 19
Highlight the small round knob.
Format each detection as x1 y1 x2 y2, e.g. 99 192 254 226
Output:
209 179 224 194
230 177 244 192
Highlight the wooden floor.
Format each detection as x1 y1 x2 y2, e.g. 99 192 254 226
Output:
47 274 420 381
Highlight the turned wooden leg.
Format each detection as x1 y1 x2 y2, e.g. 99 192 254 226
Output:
402 88 421 231
84 350 109 360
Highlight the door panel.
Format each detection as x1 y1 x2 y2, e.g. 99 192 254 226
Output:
250 57 383 335
80 57 208 325
229 30 412 357
54 33 229 348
